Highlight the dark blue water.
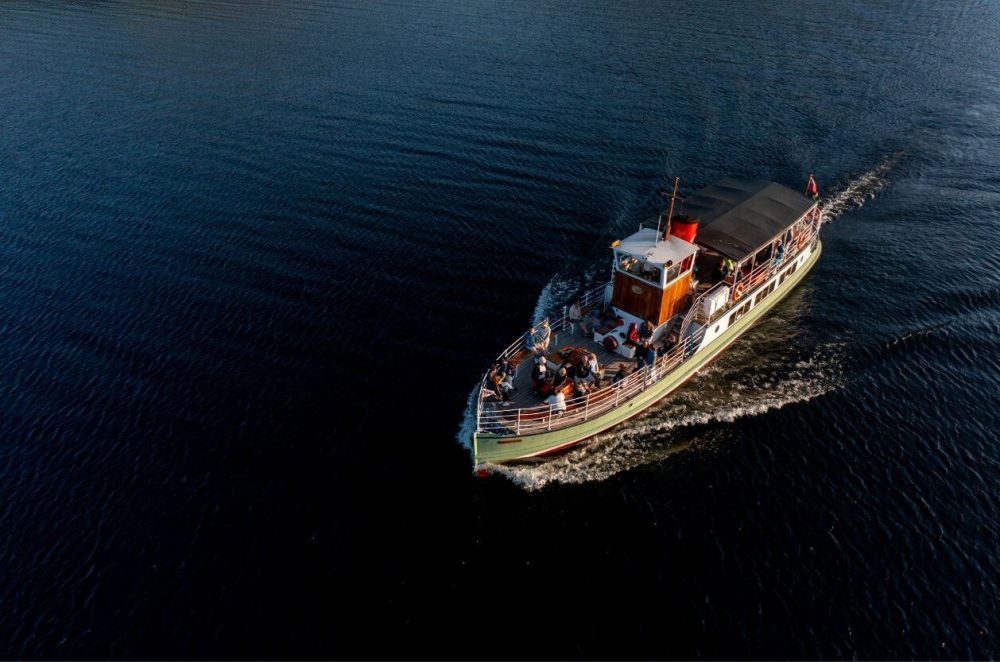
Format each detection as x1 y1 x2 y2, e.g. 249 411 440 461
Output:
1 0 998 658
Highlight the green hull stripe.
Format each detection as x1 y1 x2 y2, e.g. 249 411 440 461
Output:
473 241 823 466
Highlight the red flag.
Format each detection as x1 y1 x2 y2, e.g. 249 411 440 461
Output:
806 174 819 199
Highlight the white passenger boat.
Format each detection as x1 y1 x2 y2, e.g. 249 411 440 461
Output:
472 176 823 472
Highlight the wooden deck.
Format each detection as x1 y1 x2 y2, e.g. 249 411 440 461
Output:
495 324 642 411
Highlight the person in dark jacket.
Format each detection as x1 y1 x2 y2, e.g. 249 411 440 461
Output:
551 364 568 391
638 319 654 346
531 357 548 393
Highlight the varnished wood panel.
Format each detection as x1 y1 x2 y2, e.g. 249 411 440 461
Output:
611 271 692 324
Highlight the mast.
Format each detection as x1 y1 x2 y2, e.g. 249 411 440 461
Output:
664 176 680 240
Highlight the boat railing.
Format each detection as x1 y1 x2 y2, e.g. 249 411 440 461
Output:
724 219 820 308
477 324 707 436
554 280 612 334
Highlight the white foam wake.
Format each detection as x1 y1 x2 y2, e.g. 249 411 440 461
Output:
489 343 845 490
819 152 902 224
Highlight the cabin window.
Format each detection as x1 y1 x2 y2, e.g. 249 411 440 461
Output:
617 254 662 286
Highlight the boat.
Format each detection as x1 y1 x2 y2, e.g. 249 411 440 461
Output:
472 175 823 471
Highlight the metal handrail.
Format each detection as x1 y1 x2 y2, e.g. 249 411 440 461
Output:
477 325 706 436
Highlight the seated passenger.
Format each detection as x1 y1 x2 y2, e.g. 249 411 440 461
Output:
574 359 592 385
581 309 601 335
530 357 548 393
490 364 513 405
544 390 567 414
532 319 551 355
522 326 536 350
611 365 629 386
551 364 568 391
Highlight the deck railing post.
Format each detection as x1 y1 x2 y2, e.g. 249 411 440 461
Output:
547 405 553 431
584 393 590 421
516 409 521 435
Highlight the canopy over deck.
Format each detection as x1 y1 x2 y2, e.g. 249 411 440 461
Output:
684 177 815 261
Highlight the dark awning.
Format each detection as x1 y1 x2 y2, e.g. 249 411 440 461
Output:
683 177 816 261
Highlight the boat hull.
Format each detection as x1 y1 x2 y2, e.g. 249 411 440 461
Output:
472 240 823 468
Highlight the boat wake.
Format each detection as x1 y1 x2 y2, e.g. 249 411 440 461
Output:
457 157 897 479
490 338 846 490
819 152 902 225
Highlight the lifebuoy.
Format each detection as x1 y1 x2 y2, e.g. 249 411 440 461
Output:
733 281 745 302
797 230 808 251
603 335 618 352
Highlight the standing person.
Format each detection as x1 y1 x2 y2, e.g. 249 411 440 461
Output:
568 300 582 333
587 352 602 387
638 319 654 346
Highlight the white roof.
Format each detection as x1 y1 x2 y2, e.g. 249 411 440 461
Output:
616 228 696 266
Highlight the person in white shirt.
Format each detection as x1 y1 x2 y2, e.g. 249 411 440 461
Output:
544 390 566 414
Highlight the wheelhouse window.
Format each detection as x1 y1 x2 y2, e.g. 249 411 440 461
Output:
617 254 662 286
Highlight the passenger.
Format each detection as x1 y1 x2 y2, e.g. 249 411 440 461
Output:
721 258 736 282
491 364 514 404
551 364 568 391
772 241 785 267
574 359 592 385
544 390 567 415
522 326 536 350
496 357 514 380
638 319 654 346
564 361 578 382
532 319 551 355
713 260 724 283
581 308 601 335
611 365 628 386
587 352 602 387
530 357 548 393
568 300 582 332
